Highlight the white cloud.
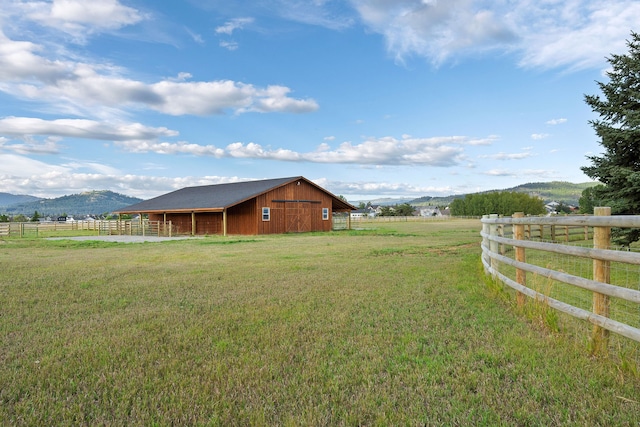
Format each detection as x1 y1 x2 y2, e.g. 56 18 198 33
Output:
0 116 495 168
0 152 254 198
215 17 254 35
515 1 640 70
23 0 145 42
0 117 178 141
275 0 354 30
313 177 456 197
0 153 69 177
2 136 61 155
546 118 568 125
531 133 550 140
220 41 239 51
484 168 557 178
186 29 204 45
0 31 318 117
61 160 121 175
115 140 225 157
352 0 516 65
114 134 498 166
479 151 533 160
349 0 640 70
0 153 457 199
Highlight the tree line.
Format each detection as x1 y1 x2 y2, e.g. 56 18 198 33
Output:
449 192 546 217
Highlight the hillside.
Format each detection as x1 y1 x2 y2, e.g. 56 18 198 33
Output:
2 190 143 216
410 181 598 207
0 192 42 208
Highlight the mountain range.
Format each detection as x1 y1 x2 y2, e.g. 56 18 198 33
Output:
1 181 597 217
357 181 598 207
0 190 142 217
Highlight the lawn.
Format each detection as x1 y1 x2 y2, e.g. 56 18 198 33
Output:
1 219 639 425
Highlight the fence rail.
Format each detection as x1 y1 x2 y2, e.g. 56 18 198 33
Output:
0 220 173 237
481 210 640 354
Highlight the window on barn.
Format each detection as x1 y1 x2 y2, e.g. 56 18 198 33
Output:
322 208 329 220
262 207 270 221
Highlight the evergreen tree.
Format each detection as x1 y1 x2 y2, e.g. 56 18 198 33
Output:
394 203 415 216
449 191 545 217
578 185 604 214
581 32 640 244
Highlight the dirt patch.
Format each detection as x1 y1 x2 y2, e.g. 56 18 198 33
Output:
47 235 201 244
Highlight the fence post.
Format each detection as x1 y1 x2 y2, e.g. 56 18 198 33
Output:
482 215 489 270
489 214 499 273
591 207 611 355
513 212 526 307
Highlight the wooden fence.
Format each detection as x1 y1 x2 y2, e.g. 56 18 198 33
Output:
481 209 640 355
332 215 451 230
0 220 173 237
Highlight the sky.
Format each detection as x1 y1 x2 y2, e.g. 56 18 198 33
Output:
0 0 638 203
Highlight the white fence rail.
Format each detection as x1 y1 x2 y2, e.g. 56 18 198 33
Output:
481 209 640 354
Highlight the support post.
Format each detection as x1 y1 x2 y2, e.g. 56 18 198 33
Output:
191 212 196 236
163 213 167 237
591 207 611 355
223 208 227 237
513 212 526 307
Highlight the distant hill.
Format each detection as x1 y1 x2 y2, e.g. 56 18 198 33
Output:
0 192 42 208
411 181 599 207
2 190 143 216
351 197 415 206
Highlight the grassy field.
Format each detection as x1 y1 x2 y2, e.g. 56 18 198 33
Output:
1 219 639 425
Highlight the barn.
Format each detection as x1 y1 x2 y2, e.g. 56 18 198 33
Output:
115 176 355 236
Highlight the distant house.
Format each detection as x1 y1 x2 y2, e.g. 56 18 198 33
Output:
419 207 442 217
369 205 382 216
350 209 371 219
545 201 560 213
115 176 355 236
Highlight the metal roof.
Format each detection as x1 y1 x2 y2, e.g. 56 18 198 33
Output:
115 176 355 213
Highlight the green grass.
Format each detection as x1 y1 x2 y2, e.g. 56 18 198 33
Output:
1 220 639 425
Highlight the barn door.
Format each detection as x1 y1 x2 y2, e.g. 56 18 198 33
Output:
286 202 311 232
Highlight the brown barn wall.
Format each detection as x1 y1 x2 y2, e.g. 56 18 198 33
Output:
227 199 257 235
255 179 333 234
149 212 223 235
195 213 224 235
